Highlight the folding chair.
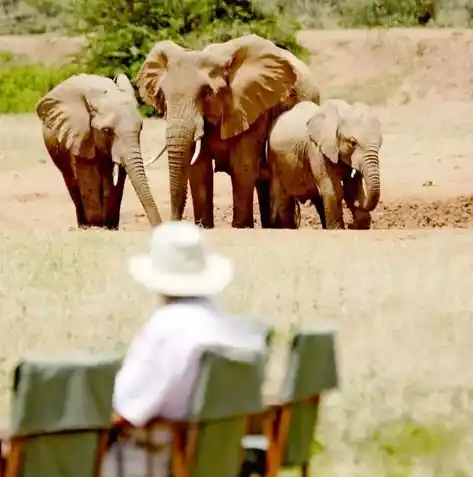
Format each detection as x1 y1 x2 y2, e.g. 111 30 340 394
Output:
217 315 274 390
236 318 275 376
117 345 267 477
241 326 339 477
1 352 121 477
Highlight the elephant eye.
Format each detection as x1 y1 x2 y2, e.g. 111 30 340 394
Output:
348 137 357 147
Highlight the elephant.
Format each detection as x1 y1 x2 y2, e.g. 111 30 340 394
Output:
135 34 320 229
266 99 382 229
36 73 163 230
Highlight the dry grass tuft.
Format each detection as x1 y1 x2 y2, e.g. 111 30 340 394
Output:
2 28 473 475
1 228 473 474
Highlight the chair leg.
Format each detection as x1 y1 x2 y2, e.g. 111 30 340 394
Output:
301 462 308 477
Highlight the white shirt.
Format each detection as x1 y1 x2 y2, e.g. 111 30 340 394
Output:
113 297 266 428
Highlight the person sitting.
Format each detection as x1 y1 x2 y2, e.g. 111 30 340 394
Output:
102 220 266 477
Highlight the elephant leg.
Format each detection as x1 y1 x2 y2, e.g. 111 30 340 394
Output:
227 145 257 228
74 157 104 227
101 160 127 230
62 160 86 227
45 139 86 227
312 193 327 229
229 168 255 228
318 175 345 230
189 157 214 228
288 197 300 229
256 178 271 228
269 173 297 229
276 197 298 229
344 172 372 230
228 114 271 228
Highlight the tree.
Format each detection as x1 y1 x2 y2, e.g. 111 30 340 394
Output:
69 0 308 116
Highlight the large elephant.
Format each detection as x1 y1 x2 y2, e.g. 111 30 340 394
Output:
267 99 382 229
136 34 320 228
36 73 163 230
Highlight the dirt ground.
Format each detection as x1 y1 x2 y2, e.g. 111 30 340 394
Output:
2 30 473 473
1 28 473 230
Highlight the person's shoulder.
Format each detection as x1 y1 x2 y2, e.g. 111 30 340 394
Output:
145 300 206 334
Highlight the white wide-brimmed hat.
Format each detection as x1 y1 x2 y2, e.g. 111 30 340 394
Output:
128 221 234 296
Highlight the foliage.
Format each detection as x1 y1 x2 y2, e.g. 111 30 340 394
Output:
4 0 473 34
338 0 437 27
0 0 72 34
66 0 307 116
4 0 473 114
0 52 85 113
266 0 473 27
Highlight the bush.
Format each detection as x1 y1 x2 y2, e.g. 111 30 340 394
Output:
338 0 437 27
0 52 85 113
0 0 73 34
267 0 471 28
68 0 308 116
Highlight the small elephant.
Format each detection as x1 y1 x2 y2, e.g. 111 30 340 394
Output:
267 99 382 229
136 34 320 229
36 73 163 230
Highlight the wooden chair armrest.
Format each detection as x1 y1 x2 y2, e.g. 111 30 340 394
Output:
113 404 281 450
113 407 276 431
0 437 5 477
0 431 11 466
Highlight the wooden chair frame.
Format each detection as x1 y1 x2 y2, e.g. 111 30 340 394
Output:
0 427 111 477
1 396 319 477
246 394 321 477
113 408 277 477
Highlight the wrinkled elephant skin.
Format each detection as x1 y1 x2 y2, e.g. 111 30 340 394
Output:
36 73 163 230
267 99 382 230
136 34 320 229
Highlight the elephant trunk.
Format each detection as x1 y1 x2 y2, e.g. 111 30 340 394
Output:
122 144 163 227
166 113 201 221
360 147 380 211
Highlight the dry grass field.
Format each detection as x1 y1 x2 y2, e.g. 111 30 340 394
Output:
1 28 473 475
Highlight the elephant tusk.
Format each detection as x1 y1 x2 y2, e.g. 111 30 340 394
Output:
113 164 119 186
351 168 357 179
354 200 360 208
190 139 202 166
144 144 167 168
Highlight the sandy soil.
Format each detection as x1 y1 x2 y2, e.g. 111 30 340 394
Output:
2 29 473 473
1 28 473 230
0 100 472 230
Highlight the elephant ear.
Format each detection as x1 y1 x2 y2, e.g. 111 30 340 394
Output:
306 103 340 164
277 47 321 107
36 74 95 159
352 101 383 146
205 34 297 140
114 73 137 103
135 40 187 115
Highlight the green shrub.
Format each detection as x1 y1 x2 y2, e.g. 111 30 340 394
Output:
0 0 73 34
5 0 473 35
0 52 85 113
68 0 308 116
267 0 471 28
338 0 437 27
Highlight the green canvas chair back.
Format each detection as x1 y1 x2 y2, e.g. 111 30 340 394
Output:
278 327 338 467
186 345 265 477
226 314 274 377
10 352 122 477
